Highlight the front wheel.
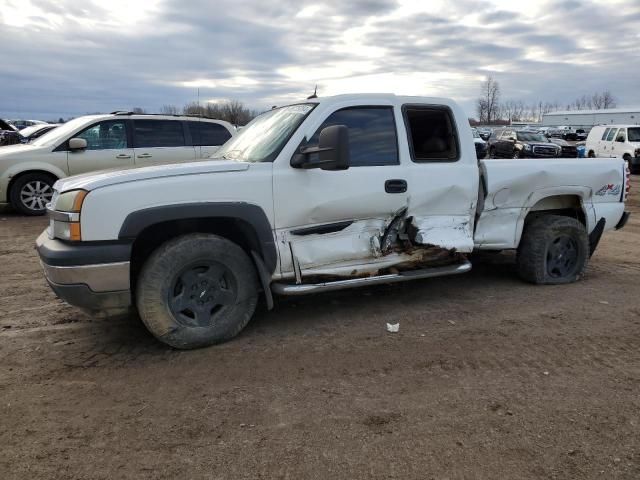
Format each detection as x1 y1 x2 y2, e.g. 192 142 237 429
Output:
516 215 589 284
9 172 56 216
136 233 259 349
588 150 596 158
513 149 521 159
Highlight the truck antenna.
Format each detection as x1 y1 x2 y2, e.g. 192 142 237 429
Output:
307 85 318 99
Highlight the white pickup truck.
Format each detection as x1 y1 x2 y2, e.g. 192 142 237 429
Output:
36 94 631 349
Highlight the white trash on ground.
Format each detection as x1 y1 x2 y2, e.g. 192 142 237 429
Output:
386 323 400 333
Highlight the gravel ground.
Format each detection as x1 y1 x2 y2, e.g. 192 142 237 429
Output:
0 177 639 479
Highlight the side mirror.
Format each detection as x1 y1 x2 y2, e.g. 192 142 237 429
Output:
291 125 350 170
616 136 625 143
68 138 87 151
508 136 516 141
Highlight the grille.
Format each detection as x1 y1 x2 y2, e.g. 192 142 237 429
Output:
532 146 558 157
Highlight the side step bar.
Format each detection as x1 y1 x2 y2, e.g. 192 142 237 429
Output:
271 259 472 296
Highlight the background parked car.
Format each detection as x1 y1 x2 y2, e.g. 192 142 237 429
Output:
0 113 236 215
549 126 578 141
488 129 561 158
472 128 487 159
8 119 47 130
0 119 22 146
477 127 492 141
547 137 578 157
575 128 588 141
19 124 59 143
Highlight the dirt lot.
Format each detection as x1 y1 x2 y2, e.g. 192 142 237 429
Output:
1 179 639 480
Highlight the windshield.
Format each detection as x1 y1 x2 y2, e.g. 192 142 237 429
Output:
30 116 98 147
517 132 548 142
628 127 640 142
212 104 315 163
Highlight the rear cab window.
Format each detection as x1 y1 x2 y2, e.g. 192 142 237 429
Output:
133 120 185 148
601 128 611 140
606 128 618 142
402 105 459 162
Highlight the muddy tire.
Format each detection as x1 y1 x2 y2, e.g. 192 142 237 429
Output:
516 215 589 285
136 233 259 349
9 172 56 216
588 150 595 158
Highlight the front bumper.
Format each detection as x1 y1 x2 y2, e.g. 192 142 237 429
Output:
36 231 132 314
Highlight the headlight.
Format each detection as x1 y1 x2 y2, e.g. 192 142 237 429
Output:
524 144 532 151
54 190 87 213
48 189 88 241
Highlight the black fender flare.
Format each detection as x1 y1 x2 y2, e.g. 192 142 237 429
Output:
118 202 277 273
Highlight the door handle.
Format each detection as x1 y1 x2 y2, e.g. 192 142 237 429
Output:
385 179 407 194
137 153 152 159
116 154 131 159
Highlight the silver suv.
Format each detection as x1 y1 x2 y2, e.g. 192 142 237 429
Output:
0 113 235 215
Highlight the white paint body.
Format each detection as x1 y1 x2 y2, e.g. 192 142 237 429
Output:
585 125 640 159
52 94 628 282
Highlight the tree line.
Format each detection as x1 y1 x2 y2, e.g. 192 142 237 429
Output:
131 99 258 126
475 76 617 125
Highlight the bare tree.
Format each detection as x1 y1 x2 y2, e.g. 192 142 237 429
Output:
181 99 256 126
601 90 616 109
502 99 516 123
591 93 602 109
160 104 180 115
221 100 253 126
478 76 501 124
131 107 146 114
476 98 488 124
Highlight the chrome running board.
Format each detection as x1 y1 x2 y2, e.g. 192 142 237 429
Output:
271 259 472 296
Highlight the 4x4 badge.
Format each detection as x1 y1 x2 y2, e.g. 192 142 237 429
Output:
595 184 621 196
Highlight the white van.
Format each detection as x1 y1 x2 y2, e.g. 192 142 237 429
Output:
586 125 640 173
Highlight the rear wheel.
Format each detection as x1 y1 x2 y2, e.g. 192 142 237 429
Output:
489 146 496 158
136 233 259 349
9 172 56 216
517 215 589 284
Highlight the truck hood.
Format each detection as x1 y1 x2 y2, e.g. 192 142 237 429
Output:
54 160 250 192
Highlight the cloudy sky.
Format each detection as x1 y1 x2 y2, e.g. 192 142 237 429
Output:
1 0 639 120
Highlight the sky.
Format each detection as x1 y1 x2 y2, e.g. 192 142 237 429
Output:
1 0 639 120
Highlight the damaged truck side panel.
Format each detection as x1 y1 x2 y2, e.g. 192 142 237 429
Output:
272 95 479 282
475 158 626 249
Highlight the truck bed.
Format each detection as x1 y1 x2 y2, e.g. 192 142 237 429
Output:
474 157 627 249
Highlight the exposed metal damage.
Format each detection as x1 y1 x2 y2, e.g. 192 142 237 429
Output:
286 207 467 282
